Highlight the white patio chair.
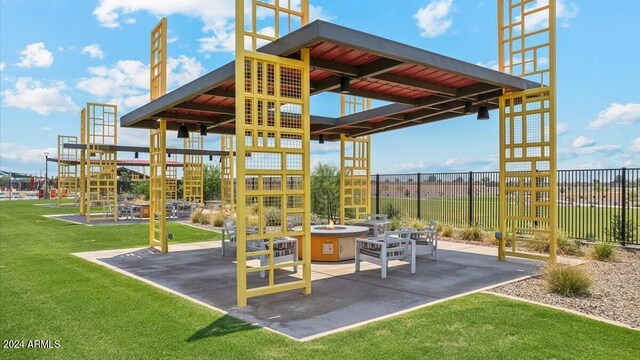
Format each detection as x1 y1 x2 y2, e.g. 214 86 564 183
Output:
248 237 298 278
221 218 259 256
402 220 438 259
353 214 391 237
355 230 416 279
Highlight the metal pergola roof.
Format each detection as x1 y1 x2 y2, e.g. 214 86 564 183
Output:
121 20 539 141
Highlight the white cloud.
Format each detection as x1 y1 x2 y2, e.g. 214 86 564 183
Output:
17 42 54 68
557 122 569 136
476 60 499 71
81 44 105 59
572 135 594 148
2 77 79 115
93 1 332 53
41 127 51 131
630 137 640 154
0 63 5 71
0 145 57 163
588 103 640 129
76 55 204 112
514 0 578 32
414 0 454 38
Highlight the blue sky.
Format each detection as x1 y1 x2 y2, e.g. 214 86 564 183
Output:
1 0 639 176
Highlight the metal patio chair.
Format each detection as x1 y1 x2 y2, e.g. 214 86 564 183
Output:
355 229 416 279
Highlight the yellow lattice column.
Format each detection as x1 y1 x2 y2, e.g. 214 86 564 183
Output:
339 95 371 224
220 134 235 211
235 0 311 307
85 103 118 223
183 133 204 204
498 0 557 263
79 108 87 215
149 17 168 252
57 135 79 207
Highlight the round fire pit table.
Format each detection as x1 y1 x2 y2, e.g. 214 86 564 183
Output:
297 225 370 262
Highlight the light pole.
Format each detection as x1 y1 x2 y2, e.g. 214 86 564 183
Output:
44 152 50 199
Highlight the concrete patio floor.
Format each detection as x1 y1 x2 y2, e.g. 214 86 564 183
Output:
75 241 543 340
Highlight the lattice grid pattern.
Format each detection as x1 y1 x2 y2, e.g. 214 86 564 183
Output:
235 0 311 307
498 0 557 263
340 95 371 224
85 103 118 223
183 133 204 204
57 135 79 206
221 134 235 211
149 123 168 252
165 151 178 201
499 0 553 86
149 18 168 252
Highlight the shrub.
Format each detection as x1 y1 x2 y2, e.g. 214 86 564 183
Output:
133 180 149 200
606 214 636 245
590 241 615 261
543 264 591 296
528 230 583 256
461 225 484 241
389 218 401 231
383 203 400 220
191 209 211 225
436 222 443 234
401 217 427 230
263 206 281 226
212 211 227 227
440 224 454 238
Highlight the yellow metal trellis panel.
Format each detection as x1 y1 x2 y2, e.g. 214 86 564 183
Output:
79 108 87 215
149 17 169 253
234 0 311 307
183 133 204 204
85 103 118 223
57 135 79 207
339 95 371 224
498 0 557 263
220 134 235 211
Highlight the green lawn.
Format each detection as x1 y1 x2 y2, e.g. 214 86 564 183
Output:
1 200 638 359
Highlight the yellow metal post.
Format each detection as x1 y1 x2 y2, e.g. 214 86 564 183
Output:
79 108 87 215
339 95 371 224
235 0 311 307
498 0 557 263
149 17 168 252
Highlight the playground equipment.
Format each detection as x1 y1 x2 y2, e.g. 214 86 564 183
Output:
119 0 559 306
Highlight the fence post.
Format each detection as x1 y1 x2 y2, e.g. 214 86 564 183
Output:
417 173 421 219
375 174 380 214
468 171 474 226
621 167 627 246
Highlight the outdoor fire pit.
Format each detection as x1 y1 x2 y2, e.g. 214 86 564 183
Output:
297 224 370 262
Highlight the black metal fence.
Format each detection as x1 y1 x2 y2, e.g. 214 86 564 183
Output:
372 168 640 245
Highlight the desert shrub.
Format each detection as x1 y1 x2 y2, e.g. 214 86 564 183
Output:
528 230 583 256
436 222 443 234
247 214 259 227
191 209 211 225
212 211 227 227
590 241 615 261
461 225 484 241
248 203 260 216
383 203 400 220
401 217 427 230
390 218 401 231
440 224 454 238
543 264 591 296
263 206 281 226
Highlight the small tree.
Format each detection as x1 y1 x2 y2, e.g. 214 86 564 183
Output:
133 180 150 200
310 162 340 222
203 164 221 201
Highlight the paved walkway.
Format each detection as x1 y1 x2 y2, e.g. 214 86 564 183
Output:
75 241 544 340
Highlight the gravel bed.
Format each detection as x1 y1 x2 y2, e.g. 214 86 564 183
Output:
178 220 222 233
490 249 640 329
